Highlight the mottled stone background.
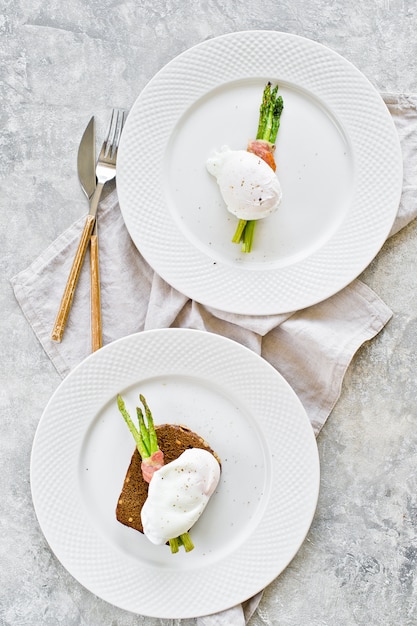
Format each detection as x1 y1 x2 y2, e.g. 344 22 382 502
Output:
2 1 417 625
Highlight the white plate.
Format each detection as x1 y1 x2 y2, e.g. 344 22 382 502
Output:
117 30 402 315
31 329 319 619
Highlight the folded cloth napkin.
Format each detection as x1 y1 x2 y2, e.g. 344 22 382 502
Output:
10 93 417 625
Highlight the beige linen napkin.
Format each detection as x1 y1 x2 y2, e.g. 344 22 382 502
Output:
10 93 417 624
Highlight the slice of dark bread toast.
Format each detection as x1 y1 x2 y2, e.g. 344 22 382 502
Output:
116 423 220 533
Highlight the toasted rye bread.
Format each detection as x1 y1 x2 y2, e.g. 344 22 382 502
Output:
116 423 221 533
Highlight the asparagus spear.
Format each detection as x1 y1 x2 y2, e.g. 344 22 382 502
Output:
117 394 149 459
139 394 158 457
233 82 284 253
117 393 194 553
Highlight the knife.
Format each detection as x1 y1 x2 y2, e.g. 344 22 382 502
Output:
77 117 102 352
51 116 101 348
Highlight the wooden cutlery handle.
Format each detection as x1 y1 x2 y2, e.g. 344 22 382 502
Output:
51 214 95 342
90 233 102 352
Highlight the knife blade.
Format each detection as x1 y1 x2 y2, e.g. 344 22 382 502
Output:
77 116 96 200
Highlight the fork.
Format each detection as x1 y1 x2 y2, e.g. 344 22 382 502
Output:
51 109 126 344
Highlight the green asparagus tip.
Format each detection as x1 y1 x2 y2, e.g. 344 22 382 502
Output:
274 95 284 117
136 406 150 456
139 394 159 455
117 394 149 460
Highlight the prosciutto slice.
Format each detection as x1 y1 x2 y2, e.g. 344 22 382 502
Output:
141 449 165 483
247 139 276 171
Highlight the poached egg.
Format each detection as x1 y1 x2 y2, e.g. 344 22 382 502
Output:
206 145 282 220
141 448 220 545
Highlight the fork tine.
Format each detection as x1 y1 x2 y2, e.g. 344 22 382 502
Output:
99 109 125 161
110 109 125 159
107 110 119 158
99 109 116 159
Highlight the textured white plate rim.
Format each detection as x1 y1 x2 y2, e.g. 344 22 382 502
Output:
30 328 320 619
117 30 403 315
